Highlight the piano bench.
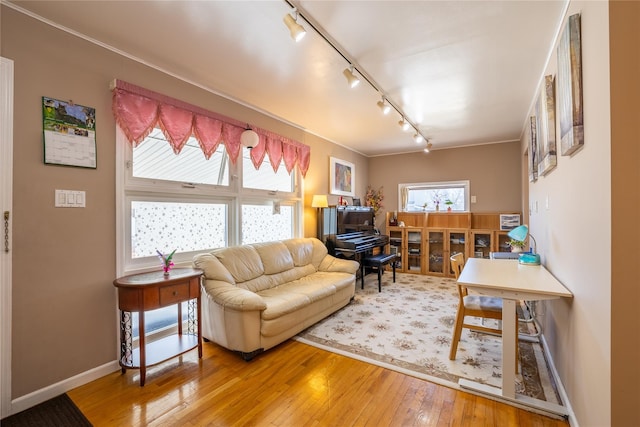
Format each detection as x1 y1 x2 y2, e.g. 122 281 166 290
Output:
361 253 399 292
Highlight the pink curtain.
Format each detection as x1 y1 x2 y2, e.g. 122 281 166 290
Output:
111 79 311 176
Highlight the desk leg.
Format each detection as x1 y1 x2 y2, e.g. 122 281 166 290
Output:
459 298 568 417
501 299 517 398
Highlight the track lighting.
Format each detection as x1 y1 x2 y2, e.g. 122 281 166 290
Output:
283 9 306 42
284 2 432 149
342 66 360 88
424 142 433 153
377 97 391 115
398 118 411 132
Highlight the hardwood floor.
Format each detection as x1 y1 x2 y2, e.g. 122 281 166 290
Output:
68 340 569 426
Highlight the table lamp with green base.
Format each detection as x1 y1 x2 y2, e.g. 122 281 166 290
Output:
507 225 541 265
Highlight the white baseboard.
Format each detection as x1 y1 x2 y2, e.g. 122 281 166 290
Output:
539 333 578 427
8 360 119 416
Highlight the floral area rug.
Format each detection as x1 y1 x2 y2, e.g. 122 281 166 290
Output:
294 272 560 404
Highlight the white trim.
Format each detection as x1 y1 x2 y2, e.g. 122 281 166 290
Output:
8 361 119 416
0 56 14 419
540 333 578 426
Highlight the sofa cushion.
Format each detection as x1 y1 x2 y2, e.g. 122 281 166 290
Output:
213 245 264 283
193 253 236 284
252 241 294 275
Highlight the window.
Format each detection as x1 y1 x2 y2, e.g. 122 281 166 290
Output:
117 124 302 278
400 181 470 212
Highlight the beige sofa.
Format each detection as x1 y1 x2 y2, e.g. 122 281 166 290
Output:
193 237 359 360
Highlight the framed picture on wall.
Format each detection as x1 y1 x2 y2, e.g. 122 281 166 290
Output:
329 157 355 197
537 75 557 176
557 13 584 156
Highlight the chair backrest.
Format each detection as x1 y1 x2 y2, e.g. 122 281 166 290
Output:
449 253 465 279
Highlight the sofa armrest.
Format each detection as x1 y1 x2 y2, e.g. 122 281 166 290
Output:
203 280 267 311
318 255 360 274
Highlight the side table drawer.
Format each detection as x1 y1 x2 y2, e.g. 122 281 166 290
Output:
160 283 190 306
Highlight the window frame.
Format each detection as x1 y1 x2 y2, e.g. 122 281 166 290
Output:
398 180 470 212
116 126 303 277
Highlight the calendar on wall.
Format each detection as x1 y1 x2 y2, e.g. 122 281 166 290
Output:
42 96 97 169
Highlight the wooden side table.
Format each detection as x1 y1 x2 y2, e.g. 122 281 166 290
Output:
113 268 203 386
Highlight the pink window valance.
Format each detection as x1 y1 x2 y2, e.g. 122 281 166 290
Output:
111 79 310 177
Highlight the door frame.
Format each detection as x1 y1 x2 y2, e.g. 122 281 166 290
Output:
1 56 15 419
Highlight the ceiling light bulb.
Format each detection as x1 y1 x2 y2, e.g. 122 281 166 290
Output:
377 99 391 115
414 133 425 143
283 12 306 42
342 67 360 88
424 142 433 153
398 119 411 132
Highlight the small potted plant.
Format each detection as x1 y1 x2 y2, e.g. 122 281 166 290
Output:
444 199 454 211
507 239 526 253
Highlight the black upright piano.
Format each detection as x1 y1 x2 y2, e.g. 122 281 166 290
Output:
320 206 389 261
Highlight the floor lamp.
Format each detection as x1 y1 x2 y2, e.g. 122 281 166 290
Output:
311 195 328 240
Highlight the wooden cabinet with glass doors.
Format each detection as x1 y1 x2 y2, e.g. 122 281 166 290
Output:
426 229 468 277
385 211 520 277
469 229 493 259
388 226 424 274
386 212 427 274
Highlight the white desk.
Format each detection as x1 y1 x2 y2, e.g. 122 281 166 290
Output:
456 258 572 416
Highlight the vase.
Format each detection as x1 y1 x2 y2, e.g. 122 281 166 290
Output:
511 247 522 253
435 204 440 212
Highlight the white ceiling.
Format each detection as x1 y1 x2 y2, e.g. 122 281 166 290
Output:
6 0 568 156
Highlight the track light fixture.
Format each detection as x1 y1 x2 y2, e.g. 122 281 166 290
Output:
283 9 306 42
398 118 411 132
342 66 360 89
377 97 391 115
283 1 432 149
424 142 433 153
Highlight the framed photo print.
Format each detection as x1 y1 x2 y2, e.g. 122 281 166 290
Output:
329 157 355 197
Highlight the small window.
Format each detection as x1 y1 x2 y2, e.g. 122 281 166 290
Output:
400 181 469 212
242 148 294 192
132 128 229 186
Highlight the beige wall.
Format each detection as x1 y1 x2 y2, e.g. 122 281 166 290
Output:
368 141 522 232
521 1 637 424
0 7 367 398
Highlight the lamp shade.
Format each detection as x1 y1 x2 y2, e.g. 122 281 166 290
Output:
311 195 328 208
241 129 259 148
507 225 529 242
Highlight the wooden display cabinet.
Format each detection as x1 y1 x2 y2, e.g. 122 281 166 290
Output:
469 229 493 259
494 230 513 253
384 211 521 276
426 229 445 276
387 226 424 274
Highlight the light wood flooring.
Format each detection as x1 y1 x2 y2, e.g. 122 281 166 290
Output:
68 340 569 426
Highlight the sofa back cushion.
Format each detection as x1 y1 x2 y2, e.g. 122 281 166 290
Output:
193 252 236 284
252 241 294 274
195 237 329 292
283 238 327 269
213 245 264 283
